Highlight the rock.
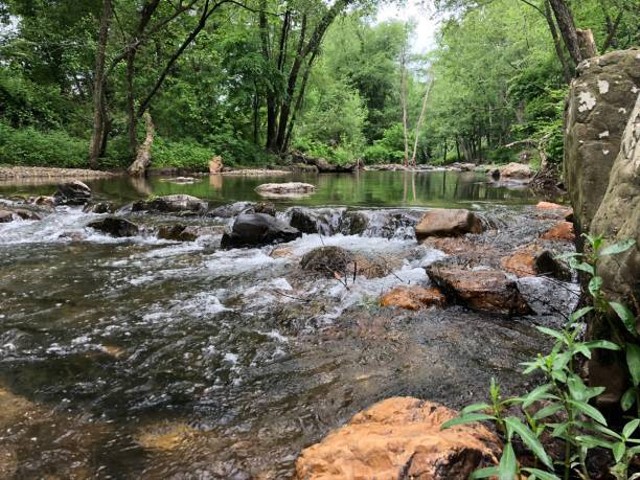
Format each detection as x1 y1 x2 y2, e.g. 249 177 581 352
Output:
501 245 571 281
341 211 368 235
29 195 55 207
426 265 532 315
132 194 208 214
535 201 573 221
255 182 315 198
564 49 640 235
87 217 139 237
497 162 533 180
540 221 575 242
380 286 447 310
288 207 344 235
53 180 92 205
415 209 483 241
289 207 320 234
207 202 254 218
300 246 395 279
0 210 14 223
517 277 580 318
209 155 223 174
157 224 224 242
220 213 301 249
294 397 500 480
83 202 116 214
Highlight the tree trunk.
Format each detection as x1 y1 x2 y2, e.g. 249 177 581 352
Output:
126 50 138 159
548 0 583 65
410 79 434 166
88 0 112 169
127 112 155 177
400 48 409 167
544 0 572 84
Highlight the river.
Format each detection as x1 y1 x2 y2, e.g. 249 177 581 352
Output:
0 171 573 479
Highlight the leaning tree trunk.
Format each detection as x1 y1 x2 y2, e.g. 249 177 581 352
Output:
88 0 113 169
127 112 154 177
548 0 583 65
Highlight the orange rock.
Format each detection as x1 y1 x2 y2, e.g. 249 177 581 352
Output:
501 245 539 277
294 397 500 480
209 155 223 174
535 202 574 221
380 286 446 310
540 221 575 242
420 236 481 255
536 201 564 210
415 209 483 241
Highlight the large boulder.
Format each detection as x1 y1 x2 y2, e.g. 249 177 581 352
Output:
564 49 640 235
87 217 139 237
415 209 483 241
294 397 500 480
426 265 531 316
132 194 208 214
496 162 533 181
53 180 91 205
220 213 301 249
255 182 315 198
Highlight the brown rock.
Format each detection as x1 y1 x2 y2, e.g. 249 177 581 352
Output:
0 210 14 223
415 209 483 241
501 246 539 277
426 265 532 315
380 286 447 310
499 162 533 180
294 397 500 480
540 221 575 242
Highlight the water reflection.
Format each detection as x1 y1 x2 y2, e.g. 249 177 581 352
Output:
0 170 537 208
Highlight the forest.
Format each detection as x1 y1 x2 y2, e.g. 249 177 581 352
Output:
0 0 639 172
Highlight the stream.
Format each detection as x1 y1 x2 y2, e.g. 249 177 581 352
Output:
0 171 576 479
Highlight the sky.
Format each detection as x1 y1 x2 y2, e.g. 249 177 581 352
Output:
376 0 440 53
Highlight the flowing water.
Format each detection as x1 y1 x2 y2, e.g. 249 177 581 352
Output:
0 171 573 479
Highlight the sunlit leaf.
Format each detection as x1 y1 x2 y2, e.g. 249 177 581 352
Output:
600 239 636 256
610 302 637 336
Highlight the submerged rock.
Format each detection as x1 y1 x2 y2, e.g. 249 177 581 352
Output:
0 208 42 222
415 208 483 240
132 194 208 214
87 217 139 237
83 202 116 214
300 246 396 279
380 285 447 310
295 397 500 480
53 180 91 205
157 224 224 242
220 213 301 249
426 265 532 316
255 182 315 198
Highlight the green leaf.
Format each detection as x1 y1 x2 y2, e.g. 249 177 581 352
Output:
574 435 614 450
600 239 636 256
522 384 554 409
569 306 594 323
506 417 553 469
441 413 495 429
498 442 518 480
568 400 607 425
623 419 640 439
588 276 603 297
461 403 492 414
582 340 621 351
568 258 594 276
536 326 565 342
613 441 626 463
610 302 638 336
522 467 561 480
626 343 640 387
621 387 637 412
533 403 564 420
469 466 499 479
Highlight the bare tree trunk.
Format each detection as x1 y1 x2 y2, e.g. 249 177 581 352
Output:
548 0 583 65
400 48 409 167
128 112 155 177
543 0 572 84
89 0 112 169
410 79 434 166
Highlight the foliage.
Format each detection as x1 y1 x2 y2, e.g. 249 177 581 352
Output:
443 235 640 480
0 121 88 168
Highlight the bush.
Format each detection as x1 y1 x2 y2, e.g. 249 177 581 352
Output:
151 137 214 170
0 122 88 167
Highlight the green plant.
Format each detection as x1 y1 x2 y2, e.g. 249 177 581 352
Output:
443 235 639 480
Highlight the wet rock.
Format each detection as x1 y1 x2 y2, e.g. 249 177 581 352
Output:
207 202 254 218
287 207 344 235
415 209 483 240
300 246 354 277
157 224 224 242
501 245 571 281
0 208 41 222
517 277 580 318
341 210 368 235
135 422 199 451
426 265 532 315
87 217 139 237
29 195 55 207
380 286 447 310
132 194 208 214
83 202 116 214
564 49 640 235
289 207 319 234
497 162 533 180
221 213 301 249
53 180 92 205
255 182 315 198
253 202 277 216
0 210 13 223
540 221 575 242
535 250 572 281
294 397 500 480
